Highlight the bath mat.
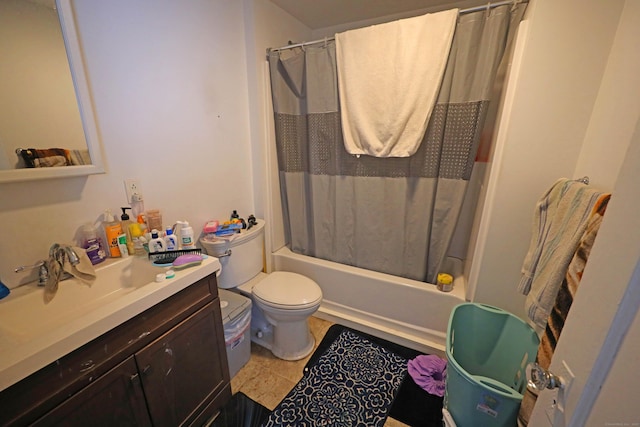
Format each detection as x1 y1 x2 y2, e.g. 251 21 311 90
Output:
307 325 444 427
262 328 408 427
210 392 270 427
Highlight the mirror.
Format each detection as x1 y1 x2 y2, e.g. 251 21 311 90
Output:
0 0 104 183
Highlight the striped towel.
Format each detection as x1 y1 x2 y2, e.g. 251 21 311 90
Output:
518 178 604 334
517 193 610 426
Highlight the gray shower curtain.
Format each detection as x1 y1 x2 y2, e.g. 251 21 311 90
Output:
269 4 526 283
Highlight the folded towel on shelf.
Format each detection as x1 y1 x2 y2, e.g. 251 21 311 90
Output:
518 178 604 334
19 148 72 168
68 149 92 165
335 9 458 158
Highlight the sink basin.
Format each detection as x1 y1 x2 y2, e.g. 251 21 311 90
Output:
0 255 221 391
0 256 164 342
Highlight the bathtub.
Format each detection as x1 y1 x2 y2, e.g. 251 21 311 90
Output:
271 246 466 356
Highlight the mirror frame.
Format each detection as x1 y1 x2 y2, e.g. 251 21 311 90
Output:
0 0 105 184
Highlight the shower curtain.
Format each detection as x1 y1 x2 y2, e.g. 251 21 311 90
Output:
269 4 527 283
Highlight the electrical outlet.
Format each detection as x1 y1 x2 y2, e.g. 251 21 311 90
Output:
124 179 142 204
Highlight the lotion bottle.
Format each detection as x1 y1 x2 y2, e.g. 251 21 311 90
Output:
179 221 196 250
149 229 166 253
164 227 178 251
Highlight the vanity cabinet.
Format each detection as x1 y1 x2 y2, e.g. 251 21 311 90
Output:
0 272 231 426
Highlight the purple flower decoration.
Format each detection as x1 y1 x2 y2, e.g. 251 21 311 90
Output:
408 355 447 397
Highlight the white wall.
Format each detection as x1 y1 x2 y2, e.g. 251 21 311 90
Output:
0 0 255 289
468 0 626 318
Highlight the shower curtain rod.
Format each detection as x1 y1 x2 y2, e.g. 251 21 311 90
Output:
267 0 527 53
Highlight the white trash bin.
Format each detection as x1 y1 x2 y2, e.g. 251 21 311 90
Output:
219 288 252 378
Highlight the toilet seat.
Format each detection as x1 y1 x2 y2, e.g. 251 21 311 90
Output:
252 271 322 310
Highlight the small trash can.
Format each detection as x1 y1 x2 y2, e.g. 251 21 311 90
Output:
219 289 252 379
445 303 539 427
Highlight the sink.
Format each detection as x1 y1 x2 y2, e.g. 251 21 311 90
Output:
0 257 164 343
0 255 221 391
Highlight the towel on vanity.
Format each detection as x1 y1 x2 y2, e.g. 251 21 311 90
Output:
518 178 604 334
335 9 458 157
44 247 96 303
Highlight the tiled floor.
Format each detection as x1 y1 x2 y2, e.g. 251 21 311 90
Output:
230 316 410 427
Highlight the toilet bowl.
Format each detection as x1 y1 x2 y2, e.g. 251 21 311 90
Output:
200 219 323 360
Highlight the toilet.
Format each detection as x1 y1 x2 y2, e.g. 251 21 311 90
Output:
200 220 322 360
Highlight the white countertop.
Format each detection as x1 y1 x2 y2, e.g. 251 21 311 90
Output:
0 255 221 391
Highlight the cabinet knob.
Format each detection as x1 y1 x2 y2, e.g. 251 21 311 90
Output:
141 365 152 376
130 372 140 385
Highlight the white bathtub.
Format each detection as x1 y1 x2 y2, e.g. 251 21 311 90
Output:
271 246 466 355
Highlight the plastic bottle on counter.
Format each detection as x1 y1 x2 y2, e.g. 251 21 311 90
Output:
80 223 106 265
179 221 196 250
120 207 135 256
103 209 123 258
164 227 178 251
149 229 166 253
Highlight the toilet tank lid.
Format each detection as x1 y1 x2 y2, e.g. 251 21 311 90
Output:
253 272 322 306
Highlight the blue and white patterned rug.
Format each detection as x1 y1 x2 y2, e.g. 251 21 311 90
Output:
263 329 408 427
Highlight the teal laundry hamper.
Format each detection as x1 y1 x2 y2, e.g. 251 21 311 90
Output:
445 303 539 427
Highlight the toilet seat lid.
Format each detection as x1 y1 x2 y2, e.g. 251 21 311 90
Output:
253 271 322 308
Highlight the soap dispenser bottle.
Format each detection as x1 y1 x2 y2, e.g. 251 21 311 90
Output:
120 207 135 256
103 209 123 258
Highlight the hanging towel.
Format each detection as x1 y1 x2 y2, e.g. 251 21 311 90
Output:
517 193 610 427
335 9 458 158
518 178 604 334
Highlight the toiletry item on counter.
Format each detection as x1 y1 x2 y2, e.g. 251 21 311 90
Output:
0 279 10 300
103 209 123 257
117 234 129 258
203 220 219 234
120 207 135 255
80 223 106 265
146 209 163 232
177 220 196 250
172 253 203 270
130 193 145 219
164 227 178 251
149 229 166 253
129 222 147 256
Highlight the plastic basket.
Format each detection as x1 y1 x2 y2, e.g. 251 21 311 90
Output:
445 303 539 427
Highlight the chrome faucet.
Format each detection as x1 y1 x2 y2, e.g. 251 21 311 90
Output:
14 244 80 287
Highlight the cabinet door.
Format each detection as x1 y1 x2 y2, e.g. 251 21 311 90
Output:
31 356 151 427
136 301 228 427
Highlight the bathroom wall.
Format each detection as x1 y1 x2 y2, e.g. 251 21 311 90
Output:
0 0 256 288
467 0 628 318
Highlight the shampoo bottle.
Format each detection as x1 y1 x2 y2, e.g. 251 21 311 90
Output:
164 227 178 251
103 209 123 258
120 207 135 256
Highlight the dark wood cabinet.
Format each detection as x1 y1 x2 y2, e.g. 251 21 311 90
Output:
0 273 231 427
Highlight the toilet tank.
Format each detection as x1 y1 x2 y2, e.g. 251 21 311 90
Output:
200 219 265 289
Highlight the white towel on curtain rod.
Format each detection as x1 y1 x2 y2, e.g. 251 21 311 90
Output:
336 9 458 158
